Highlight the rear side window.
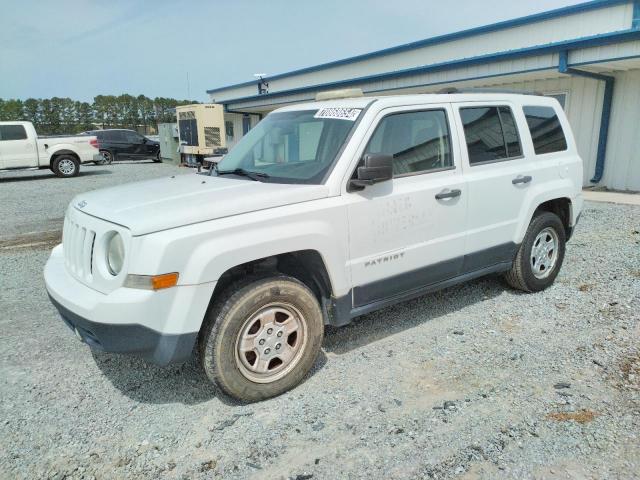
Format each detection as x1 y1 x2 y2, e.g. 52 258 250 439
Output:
0 124 27 141
107 131 126 142
365 109 453 176
460 106 522 164
523 106 568 154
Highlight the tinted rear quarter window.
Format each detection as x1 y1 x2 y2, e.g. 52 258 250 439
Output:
523 106 567 154
0 124 28 141
459 106 522 164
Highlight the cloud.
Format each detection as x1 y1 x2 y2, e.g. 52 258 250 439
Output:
61 0 181 44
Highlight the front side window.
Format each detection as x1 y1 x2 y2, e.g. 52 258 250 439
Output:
364 110 453 176
215 109 359 184
0 125 27 141
523 106 568 155
460 106 522 165
225 120 234 140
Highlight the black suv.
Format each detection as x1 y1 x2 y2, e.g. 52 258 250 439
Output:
83 129 161 165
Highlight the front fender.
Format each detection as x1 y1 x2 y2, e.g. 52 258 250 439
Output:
128 198 351 297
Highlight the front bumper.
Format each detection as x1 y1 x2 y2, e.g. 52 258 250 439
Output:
44 244 215 365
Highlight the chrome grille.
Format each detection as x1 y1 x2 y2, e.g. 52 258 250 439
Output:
63 216 96 281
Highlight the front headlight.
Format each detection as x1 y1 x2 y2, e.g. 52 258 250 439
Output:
106 232 125 276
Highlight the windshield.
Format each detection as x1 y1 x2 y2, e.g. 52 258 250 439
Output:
215 109 360 184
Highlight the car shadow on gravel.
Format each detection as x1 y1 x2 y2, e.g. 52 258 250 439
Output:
92 353 218 405
323 274 509 355
91 276 506 405
0 169 112 183
91 348 329 406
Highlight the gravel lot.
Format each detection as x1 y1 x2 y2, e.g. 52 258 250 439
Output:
1 162 639 479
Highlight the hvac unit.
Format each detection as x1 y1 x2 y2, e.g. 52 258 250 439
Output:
175 104 227 165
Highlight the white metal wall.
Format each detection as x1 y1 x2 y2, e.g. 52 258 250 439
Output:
603 69 640 191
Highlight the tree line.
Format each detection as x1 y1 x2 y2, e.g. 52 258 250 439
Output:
0 95 198 135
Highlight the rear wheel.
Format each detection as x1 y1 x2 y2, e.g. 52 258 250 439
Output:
52 155 80 178
504 211 566 292
96 150 113 165
199 276 324 402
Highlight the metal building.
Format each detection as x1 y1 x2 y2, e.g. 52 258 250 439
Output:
208 0 640 191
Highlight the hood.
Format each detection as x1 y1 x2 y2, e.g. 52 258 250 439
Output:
73 174 330 235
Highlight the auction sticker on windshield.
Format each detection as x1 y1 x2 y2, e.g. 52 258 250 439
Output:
314 107 361 121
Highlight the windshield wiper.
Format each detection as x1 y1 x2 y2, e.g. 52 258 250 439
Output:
216 168 269 181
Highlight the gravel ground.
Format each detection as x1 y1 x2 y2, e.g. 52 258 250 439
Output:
1 163 639 479
0 161 190 238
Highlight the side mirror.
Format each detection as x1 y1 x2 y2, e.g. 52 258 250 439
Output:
350 153 393 189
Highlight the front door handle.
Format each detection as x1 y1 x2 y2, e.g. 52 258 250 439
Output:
512 175 532 185
435 188 462 200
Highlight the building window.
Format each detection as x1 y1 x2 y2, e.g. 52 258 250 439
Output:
364 109 453 176
225 121 234 140
460 106 522 165
544 93 567 110
523 106 568 155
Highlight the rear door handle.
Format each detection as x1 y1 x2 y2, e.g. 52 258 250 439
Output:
512 175 532 185
435 188 462 200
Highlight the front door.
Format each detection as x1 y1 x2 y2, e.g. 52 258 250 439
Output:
346 105 468 309
453 102 533 268
0 124 36 168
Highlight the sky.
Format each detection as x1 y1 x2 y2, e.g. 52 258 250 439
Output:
0 0 586 102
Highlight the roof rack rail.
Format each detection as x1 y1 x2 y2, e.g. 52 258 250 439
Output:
435 87 544 96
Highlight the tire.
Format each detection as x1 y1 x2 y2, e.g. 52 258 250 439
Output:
153 151 162 163
52 155 80 178
96 150 114 165
504 211 566 292
199 275 324 402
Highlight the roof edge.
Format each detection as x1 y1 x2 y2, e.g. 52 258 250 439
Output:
207 0 628 94
219 28 640 105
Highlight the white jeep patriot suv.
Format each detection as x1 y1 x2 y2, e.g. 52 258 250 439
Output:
45 93 583 401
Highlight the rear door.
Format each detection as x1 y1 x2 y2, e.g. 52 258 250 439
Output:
109 130 131 158
123 130 145 158
346 104 468 309
453 102 532 269
0 124 36 168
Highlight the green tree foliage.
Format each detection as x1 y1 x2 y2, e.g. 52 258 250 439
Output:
0 95 197 134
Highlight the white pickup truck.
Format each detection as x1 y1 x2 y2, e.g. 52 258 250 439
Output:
45 92 583 401
0 121 103 177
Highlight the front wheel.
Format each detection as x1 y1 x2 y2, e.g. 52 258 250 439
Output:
504 211 566 292
52 155 80 178
199 276 324 402
153 151 162 163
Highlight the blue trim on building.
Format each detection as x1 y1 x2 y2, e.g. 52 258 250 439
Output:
570 53 640 66
219 28 640 106
633 0 640 28
227 66 559 111
558 50 615 183
207 0 630 94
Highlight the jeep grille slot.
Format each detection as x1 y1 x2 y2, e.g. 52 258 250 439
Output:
63 216 96 282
